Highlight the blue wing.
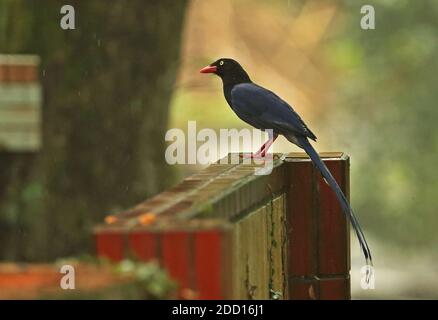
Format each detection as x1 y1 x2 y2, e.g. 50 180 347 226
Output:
230 83 317 141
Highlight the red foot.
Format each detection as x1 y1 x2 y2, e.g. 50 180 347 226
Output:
239 152 267 159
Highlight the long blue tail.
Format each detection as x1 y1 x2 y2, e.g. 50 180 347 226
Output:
297 136 373 267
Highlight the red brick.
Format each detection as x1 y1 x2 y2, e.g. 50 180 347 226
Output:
95 232 125 262
319 277 350 300
0 65 7 82
161 232 193 294
7 65 38 82
194 230 222 299
289 278 319 300
317 160 349 275
128 232 157 261
287 161 317 276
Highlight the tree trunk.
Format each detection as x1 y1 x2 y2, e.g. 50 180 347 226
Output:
0 0 187 261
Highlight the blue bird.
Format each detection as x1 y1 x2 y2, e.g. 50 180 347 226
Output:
200 58 372 268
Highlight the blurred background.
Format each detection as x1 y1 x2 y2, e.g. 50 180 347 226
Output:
0 0 437 299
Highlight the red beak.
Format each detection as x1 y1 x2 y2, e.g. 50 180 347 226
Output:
200 65 217 74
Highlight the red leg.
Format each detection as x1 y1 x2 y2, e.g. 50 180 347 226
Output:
258 134 278 157
240 134 278 158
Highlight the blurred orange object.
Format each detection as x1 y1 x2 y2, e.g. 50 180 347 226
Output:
104 215 117 224
138 213 157 226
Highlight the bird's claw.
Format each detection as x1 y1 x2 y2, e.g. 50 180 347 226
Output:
239 152 266 159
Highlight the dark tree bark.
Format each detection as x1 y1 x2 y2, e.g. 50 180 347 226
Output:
0 0 187 260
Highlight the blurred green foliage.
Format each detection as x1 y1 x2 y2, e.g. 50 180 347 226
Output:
322 1 438 250
42 258 176 300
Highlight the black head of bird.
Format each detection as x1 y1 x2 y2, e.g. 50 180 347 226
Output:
200 58 251 87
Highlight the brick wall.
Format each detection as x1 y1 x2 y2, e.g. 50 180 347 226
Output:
94 153 351 300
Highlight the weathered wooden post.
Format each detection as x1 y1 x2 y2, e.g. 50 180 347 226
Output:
0 54 42 151
0 55 42 235
94 153 351 300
